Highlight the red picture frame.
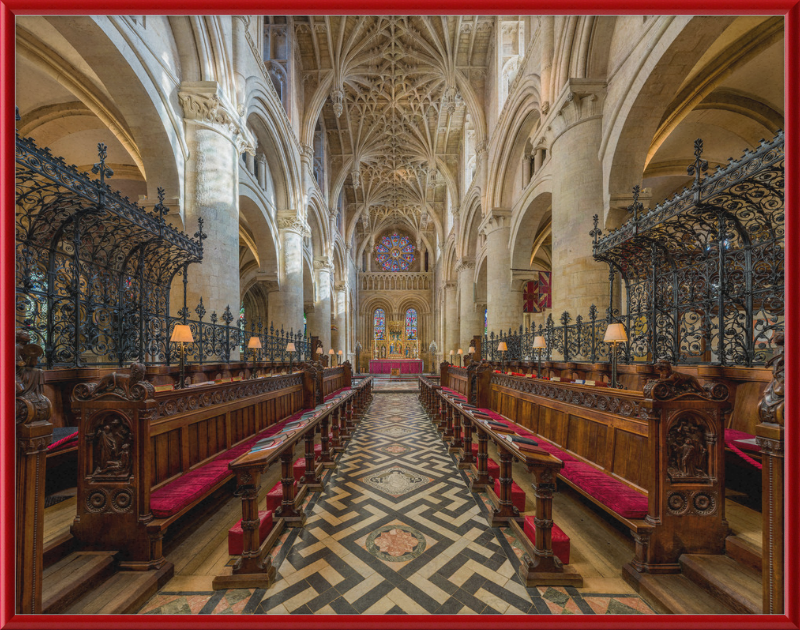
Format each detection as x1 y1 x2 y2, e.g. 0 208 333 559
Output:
1 2 798 629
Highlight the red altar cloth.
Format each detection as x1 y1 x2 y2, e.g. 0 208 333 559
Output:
369 359 423 374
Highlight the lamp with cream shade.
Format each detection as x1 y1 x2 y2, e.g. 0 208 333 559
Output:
247 336 262 378
603 323 628 388
337 349 343 365
286 341 296 373
457 348 463 367
449 349 454 365
467 345 476 365
532 335 546 378
171 324 194 389
497 340 508 373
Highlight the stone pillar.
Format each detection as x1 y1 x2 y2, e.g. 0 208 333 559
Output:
300 144 315 194
444 282 459 358
231 16 250 110
550 81 607 317
480 208 516 333
178 82 255 326
367 234 375 272
540 16 554 113
245 151 255 175
256 154 267 189
306 257 332 352
333 281 347 355
457 259 480 351
268 212 307 333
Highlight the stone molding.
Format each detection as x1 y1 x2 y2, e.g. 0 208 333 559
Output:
478 208 511 236
304 301 316 313
300 144 315 160
178 81 256 155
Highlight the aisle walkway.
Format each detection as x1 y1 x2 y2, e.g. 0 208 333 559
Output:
140 393 653 615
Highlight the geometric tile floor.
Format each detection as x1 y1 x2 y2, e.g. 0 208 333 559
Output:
371 378 420 392
139 393 654 615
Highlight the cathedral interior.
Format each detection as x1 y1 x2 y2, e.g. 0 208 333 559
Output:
11 13 789 621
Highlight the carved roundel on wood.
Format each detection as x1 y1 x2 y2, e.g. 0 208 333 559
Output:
667 491 689 515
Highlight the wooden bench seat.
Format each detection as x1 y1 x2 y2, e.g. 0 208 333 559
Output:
149 409 310 519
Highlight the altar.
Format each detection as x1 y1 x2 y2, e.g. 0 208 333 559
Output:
369 359 424 375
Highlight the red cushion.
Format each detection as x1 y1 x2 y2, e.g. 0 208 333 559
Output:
151 459 232 518
293 457 307 482
725 429 761 453
487 458 500 476
267 480 297 512
228 510 273 556
494 478 526 512
559 462 648 519
524 516 570 564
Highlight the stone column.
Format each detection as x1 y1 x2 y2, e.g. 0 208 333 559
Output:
256 154 267 190
300 144 315 194
178 81 256 323
306 257 332 352
333 281 347 355
444 281 460 358
366 234 375 272
549 81 608 317
480 208 516 334
267 212 307 333
457 258 480 351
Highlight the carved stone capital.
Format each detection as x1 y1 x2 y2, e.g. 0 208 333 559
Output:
456 257 475 274
479 208 511 236
178 81 257 155
300 144 314 161
304 301 315 313
549 79 606 141
334 281 348 293
314 257 334 273
277 211 311 237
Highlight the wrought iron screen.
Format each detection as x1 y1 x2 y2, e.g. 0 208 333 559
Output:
483 132 784 368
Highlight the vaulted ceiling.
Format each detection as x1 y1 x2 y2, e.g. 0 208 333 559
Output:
293 16 495 244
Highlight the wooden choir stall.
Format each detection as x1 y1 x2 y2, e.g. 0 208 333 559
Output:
421 350 784 613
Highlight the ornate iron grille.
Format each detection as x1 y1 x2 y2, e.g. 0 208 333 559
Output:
15 128 311 369
482 133 784 368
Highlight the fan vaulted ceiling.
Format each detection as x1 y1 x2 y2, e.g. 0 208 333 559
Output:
293 16 496 241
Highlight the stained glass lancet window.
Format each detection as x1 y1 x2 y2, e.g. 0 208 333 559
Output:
374 233 415 272
374 308 386 340
405 308 417 340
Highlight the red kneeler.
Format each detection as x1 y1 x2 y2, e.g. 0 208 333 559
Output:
293 457 307 482
523 516 570 564
470 445 501 477
228 510 273 556
267 480 297 512
494 478 526 513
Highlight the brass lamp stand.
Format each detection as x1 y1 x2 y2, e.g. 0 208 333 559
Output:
171 324 194 389
247 336 262 378
604 323 628 388
532 335 546 378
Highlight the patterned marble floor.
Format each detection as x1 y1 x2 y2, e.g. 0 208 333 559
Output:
139 393 653 615
370 377 420 392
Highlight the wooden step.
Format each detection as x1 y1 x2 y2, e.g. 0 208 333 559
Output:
43 531 76 569
680 554 763 614
726 535 762 573
622 563 737 614
42 551 117 614
65 562 174 614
